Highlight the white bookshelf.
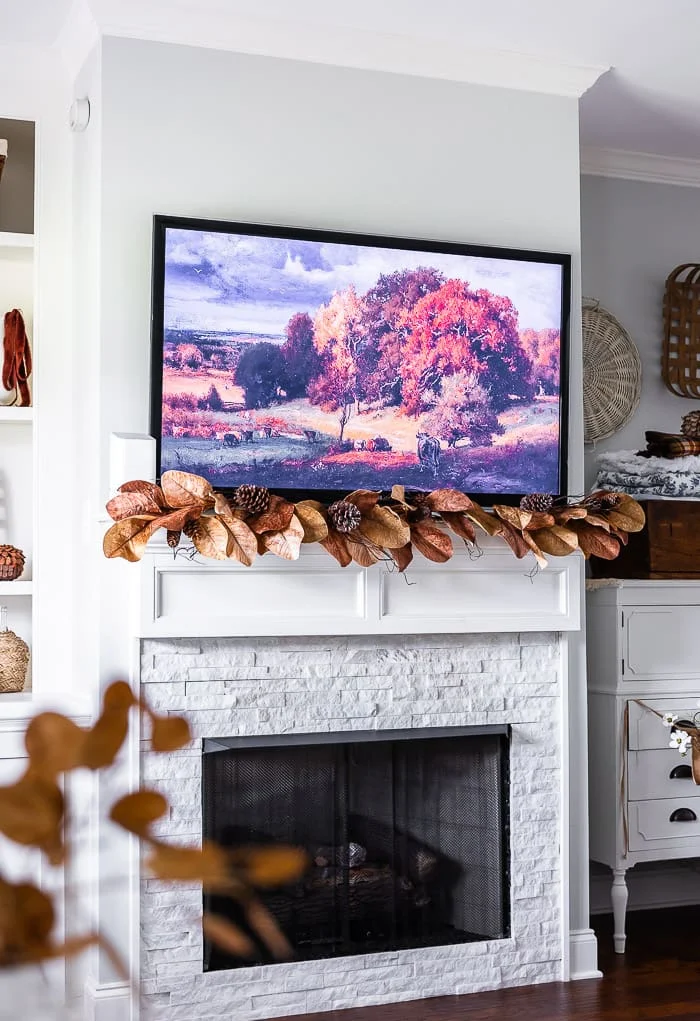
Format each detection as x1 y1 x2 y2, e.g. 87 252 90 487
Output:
0 406 33 422
0 231 34 249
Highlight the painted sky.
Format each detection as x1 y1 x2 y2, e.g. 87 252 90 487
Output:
163 227 564 336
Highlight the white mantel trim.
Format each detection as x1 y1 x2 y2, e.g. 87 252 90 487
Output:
56 0 606 97
581 145 700 189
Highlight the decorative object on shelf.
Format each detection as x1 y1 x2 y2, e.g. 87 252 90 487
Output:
643 430 700 459
589 499 700 580
0 139 6 184
2 308 32 407
681 410 700 438
663 264 700 397
102 469 645 571
595 447 700 499
0 605 29 693
0 544 24 581
659 706 700 784
582 298 642 444
0 681 306 974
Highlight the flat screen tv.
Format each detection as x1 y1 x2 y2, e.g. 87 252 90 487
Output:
151 215 570 504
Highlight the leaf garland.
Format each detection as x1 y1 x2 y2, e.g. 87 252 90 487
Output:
103 472 645 573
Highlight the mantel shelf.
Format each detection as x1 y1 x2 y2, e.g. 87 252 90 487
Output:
0 232 34 250
0 406 33 423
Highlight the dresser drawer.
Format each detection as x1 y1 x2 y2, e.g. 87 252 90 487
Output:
627 698 698 750
623 605 700 679
628 749 700 800
628 798 700 852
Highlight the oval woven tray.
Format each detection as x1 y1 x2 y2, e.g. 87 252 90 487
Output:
582 298 642 443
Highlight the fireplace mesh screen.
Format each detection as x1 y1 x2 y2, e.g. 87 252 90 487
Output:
203 729 509 970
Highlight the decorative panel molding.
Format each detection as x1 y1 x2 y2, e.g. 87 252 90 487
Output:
137 539 582 638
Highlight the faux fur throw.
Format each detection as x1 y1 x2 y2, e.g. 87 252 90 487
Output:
2 309 32 407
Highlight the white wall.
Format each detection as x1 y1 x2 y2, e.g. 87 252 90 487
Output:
581 174 700 487
72 35 589 998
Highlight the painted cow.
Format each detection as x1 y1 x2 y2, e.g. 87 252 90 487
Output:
416 432 441 473
223 432 241 447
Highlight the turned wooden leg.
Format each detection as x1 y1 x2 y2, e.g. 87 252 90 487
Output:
611 867 629 954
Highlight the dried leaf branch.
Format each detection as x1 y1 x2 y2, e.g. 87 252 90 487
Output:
104 473 645 573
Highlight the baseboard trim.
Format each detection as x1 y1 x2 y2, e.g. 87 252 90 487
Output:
569 928 602 980
83 980 131 1021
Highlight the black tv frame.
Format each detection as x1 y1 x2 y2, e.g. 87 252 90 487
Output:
150 214 571 506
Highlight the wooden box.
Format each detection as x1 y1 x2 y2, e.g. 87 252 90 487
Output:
590 500 700 579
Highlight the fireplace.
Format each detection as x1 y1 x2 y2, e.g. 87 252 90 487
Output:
202 726 510 971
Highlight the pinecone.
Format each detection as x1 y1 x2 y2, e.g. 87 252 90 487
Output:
583 492 622 513
0 545 24 581
166 529 181 549
681 411 700 439
183 520 198 539
233 484 270 514
328 499 362 534
519 493 554 513
408 504 432 523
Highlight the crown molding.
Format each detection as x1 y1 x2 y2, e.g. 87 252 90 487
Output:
85 1 606 97
581 145 700 189
55 0 100 83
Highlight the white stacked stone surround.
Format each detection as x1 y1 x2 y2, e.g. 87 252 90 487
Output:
140 631 563 1021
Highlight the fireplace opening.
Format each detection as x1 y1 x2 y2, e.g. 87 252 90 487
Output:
202 726 510 971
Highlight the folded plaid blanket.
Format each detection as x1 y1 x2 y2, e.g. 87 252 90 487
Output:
642 431 700 458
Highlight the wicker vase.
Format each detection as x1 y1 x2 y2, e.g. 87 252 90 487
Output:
0 606 29 693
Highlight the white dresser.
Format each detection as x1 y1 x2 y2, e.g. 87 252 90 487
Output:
587 580 700 952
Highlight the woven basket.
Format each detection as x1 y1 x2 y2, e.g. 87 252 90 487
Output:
662 264 700 397
582 298 642 443
0 627 29 693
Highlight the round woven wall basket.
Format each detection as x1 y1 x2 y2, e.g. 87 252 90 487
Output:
582 298 642 444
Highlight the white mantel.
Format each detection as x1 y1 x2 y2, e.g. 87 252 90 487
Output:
137 539 582 639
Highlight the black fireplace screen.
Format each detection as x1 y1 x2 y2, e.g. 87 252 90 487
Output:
202 727 510 971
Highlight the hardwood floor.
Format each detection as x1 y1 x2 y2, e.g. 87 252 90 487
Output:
280 908 700 1021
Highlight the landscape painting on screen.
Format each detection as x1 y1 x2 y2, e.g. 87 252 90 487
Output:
157 226 566 496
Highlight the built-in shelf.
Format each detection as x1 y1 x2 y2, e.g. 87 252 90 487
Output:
0 232 34 250
0 406 33 423
0 581 32 596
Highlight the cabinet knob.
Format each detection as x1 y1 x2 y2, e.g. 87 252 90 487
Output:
669 807 697 823
669 764 693 780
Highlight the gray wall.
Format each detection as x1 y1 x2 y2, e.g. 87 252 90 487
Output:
581 174 700 487
0 117 34 234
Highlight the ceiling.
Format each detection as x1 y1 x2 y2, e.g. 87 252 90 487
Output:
4 0 700 160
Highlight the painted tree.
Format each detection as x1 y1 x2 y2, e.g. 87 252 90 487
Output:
281 312 322 398
174 343 203 371
308 287 364 441
398 279 535 414
520 328 560 395
235 342 288 409
360 267 445 405
422 371 504 447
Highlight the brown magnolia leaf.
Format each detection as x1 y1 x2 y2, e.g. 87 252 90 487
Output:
520 530 548 569
525 511 556 530
202 914 257 959
574 522 621 560
345 537 382 567
391 542 414 572
106 491 164 522
80 682 136 770
0 773 64 863
426 489 474 513
496 520 530 560
262 515 304 561
553 506 588 523
320 532 352 567
390 484 407 505
24 713 86 778
294 501 329 544
464 504 502 536
160 470 215 509
156 507 201 532
0 879 55 964
345 490 381 514
245 899 293 959
104 680 137 711
248 494 295 535
358 506 410 549
190 515 231 560
609 525 629 546
581 513 611 531
103 515 161 562
110 790 168 838
493 505 533 530
410 521 453 563
150 714 191 752
213 494 258 565
232 846 308 888
118 480 165 505
529 525 579 557
606 495 646 533
440 512 476 544
146 841 232 887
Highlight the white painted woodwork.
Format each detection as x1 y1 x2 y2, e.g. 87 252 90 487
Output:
587 580 700 954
